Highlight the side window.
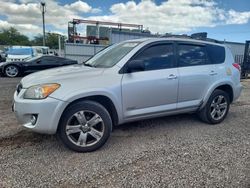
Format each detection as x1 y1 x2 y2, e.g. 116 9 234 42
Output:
178 44 207 67
41 56 57 63
206 44 225 64
132 43 174 71
40 56 50 63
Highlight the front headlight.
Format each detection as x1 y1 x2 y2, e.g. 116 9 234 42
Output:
23 83 60 99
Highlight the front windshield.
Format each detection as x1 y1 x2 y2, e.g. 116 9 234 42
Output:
8 48 33 55
85 42 140 68
26 56 41 62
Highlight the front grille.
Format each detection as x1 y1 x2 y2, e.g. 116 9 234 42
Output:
16 83 22 95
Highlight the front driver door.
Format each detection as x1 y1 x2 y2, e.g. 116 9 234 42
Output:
121 42 178 120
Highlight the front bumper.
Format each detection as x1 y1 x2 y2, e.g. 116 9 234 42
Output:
13 90 68 134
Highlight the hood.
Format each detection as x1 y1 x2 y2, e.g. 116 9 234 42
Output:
21 64 105 88
0 61 22 67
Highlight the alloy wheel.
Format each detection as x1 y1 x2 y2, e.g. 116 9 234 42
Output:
210 95 228 121
66 110 105 147
5 66 18 77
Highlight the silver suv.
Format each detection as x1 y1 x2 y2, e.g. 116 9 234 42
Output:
13 38 242 152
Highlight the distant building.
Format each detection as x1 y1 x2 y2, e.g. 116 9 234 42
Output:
66 23 246 64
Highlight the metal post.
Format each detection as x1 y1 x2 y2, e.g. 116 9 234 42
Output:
58 35 61 57
40 2 46 46
96 22 100 39
73 22 76 43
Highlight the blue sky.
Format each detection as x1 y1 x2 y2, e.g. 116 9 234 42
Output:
187 0 250 42
0 0 249 42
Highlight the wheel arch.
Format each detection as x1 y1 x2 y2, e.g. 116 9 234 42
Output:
57 95 120 132
214 84 233 102
201 82 234 109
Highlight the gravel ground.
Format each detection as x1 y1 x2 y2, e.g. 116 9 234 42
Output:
0 77 249 188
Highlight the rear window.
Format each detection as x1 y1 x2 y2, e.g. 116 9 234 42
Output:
206 44 225 64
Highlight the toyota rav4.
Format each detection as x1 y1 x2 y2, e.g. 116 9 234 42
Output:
13 38 242 152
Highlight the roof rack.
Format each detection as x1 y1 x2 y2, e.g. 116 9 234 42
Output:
161 32 223 44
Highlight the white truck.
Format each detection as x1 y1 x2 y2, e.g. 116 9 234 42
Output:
6 46 52 62
6 46 38 62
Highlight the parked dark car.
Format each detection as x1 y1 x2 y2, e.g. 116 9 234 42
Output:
0 56 78 77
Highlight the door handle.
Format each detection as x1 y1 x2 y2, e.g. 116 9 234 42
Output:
209 70 217 76
168 74 177 80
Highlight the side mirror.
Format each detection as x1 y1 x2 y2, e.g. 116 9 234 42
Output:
127 60 145 73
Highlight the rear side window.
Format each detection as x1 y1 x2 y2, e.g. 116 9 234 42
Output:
132 43 175 71
178 44 207 67
206 44 225 64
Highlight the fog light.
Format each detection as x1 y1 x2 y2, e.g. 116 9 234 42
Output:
31 115 37 125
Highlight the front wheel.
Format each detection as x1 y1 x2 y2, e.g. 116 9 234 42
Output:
198 89 230 124
5 65 20 77
58 100 112 152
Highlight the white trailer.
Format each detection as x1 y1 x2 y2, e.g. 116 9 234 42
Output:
65 43 106 63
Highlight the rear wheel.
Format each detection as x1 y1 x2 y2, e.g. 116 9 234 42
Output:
5 65 20 77
58 100 112 152
198 89 230 124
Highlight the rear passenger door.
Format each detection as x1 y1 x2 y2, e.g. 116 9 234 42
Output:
177 43 215 109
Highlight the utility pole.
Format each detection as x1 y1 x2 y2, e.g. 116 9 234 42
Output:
40 2 46 46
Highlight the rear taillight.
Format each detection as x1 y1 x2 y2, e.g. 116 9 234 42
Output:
233 63 241 72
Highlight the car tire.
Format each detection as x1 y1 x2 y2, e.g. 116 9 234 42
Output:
58 100 112 152
4 65 20 77
198 89 230 124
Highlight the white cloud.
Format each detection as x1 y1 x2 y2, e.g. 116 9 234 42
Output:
64 0 101 13
0 0 100 36
0 20 40 36
89 0 250 33
0 0 249 37
226 10 250 24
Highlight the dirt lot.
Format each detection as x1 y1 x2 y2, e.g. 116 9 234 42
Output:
0 77 249 188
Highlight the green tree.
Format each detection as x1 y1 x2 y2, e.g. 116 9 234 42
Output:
46 32 59 49
31 34 43 46
31 33 66 49
0 27 67 49
46 32 66 49
0 27 30 45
